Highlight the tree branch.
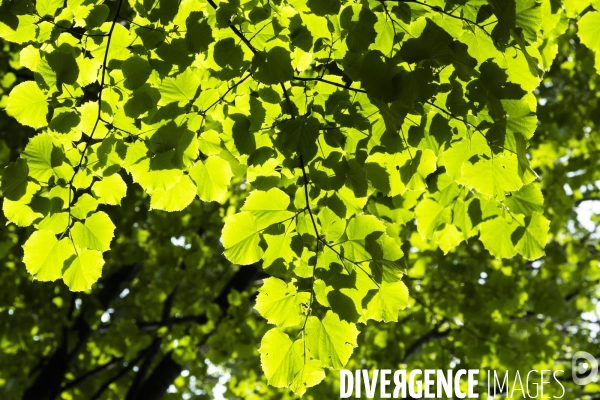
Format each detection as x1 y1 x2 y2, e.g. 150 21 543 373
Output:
565 279 600 302
126 285 179 400
294 76 367 93
202 72 252 114
23 262 139 400
129 265 262 400
384 0 493 37
402 324 454 363
89 344 154 400
61 357 123 392
299 155 321 327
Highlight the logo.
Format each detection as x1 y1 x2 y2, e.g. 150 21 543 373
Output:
572 351 598 385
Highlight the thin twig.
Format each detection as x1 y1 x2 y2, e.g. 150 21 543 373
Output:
61 358 124 392
385 0 493 38
66 0 125 232
88 347 150 400
294 76 367 94
202 72 252 114
299 155 321 333
33 14 108 37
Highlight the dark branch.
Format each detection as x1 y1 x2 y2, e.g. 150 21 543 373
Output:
402 324 454 363
61 357 124 392
294 76 367 93
23 262 139 400
89 344 154 400
384 0 493 37
206 0 257 54
129 265 262 400
124 339 162 400
126 285 179 400
202 73 252 114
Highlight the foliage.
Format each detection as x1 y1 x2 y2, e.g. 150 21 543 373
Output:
0 0 599 399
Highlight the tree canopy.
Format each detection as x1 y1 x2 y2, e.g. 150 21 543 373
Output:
0 0 599 399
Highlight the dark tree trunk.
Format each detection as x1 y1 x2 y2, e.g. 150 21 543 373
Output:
23 264 140 400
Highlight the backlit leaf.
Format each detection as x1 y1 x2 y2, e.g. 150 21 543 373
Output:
23 230 73 281
71 212 116 252
6 82 48 129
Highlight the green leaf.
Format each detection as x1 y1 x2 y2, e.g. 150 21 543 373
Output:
364 279 410 322
452 198 479 240
92 174 127 205
77 56 101 87
503 100 537 139
189 156 233 203
213 38 245 71
415 198 452 239
276 117 320 160
514 212 550 260
399 149 438 191
305 311 359 369
72 169 94 190
341 5 377 52
71 194 98 220
222 212 263 265
89 23 131 62
85 4 110 29
513 133 537 185
479 216 518 259
3 183 43 227
159 69 201 106
255 278 310 327
125 141 183 192
62 249 104 291
6 82 48 129
515 0 542 41
343 215 386 264
23 230 73 281
318 207 345 243
399 20 454 67
359 50 401 102
1 159 29 201
367 149 437 197
577 11 600 70
37 212 69 234
241 188 294 230
462 152 523 199
434 224 464 254
259 328 325 395
77 101 108 138
252 47 294 85
0 15 38 44
306 0 341 16
19 46 41 72
71 212 116 252
37 51 79 88
21 134 62 182
36 0 63 17
263 228 296 269
186 12 214 53
346 215 385 241
579 11 600 47
258 328 325 395
366 233 404 276
149 175 196 212
289 359 325 396
504 183 544 215
121 56 152 90
440 134 489 184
